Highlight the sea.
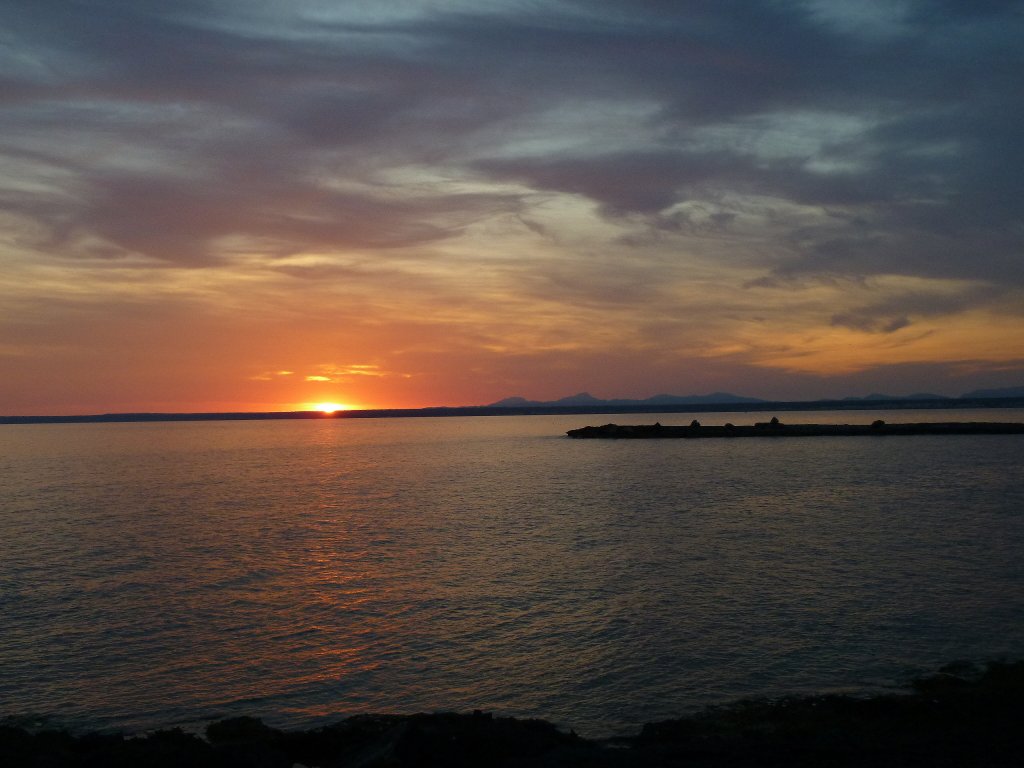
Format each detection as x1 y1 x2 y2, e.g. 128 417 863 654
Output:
2 408 1023 738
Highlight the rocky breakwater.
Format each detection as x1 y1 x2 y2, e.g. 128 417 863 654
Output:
567 418 1024 439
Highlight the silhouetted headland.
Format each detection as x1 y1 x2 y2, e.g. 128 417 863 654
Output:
567 418 1024 439
2 660 1021 767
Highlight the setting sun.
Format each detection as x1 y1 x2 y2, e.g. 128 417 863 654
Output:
311 402 347 414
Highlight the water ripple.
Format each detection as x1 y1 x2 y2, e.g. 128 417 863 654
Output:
1 411 1023 736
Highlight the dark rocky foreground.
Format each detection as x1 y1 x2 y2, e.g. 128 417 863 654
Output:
567 419 1024 439
3 661 1022 767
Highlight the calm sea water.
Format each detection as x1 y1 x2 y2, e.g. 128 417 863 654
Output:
2 409 1023 737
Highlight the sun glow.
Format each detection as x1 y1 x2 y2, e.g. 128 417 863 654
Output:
311 402 348 413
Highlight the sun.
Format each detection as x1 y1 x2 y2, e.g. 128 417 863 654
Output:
311 402 347 414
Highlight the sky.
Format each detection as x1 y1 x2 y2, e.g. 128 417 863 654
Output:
2 0 1023 414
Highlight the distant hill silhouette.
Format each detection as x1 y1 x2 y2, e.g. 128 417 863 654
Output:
487 391 765 408
840 392 951 402
487 386 1024 410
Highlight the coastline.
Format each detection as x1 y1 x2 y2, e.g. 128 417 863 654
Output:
3 396 1024 425
3 661 1021 767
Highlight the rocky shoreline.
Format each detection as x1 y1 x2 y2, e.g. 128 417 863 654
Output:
567 419 1024 439
3 661 1022 766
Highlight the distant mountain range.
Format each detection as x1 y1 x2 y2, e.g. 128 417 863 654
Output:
487 392 765 408
486 385 1024 408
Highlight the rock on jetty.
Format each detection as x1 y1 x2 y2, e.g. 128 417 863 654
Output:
566 419 1024 439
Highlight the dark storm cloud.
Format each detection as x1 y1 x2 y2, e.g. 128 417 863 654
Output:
0 0 1021 294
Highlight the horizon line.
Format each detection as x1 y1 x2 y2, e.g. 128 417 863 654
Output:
4 394 1024 425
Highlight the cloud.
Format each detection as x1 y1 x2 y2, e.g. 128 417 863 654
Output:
831 313 911 334
1 0 1023 412
4 0 1021 279
304 364 390 382
249 369 293 381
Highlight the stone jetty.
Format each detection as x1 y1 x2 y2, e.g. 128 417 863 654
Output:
567 418 1024 439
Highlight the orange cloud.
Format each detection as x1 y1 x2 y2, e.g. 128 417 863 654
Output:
742 311 1024 376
